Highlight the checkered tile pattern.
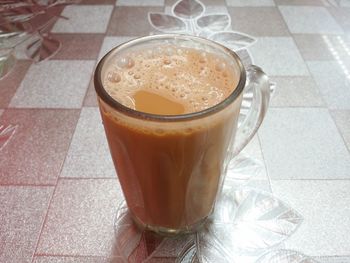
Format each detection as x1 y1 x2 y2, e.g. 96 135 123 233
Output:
1 0 350 262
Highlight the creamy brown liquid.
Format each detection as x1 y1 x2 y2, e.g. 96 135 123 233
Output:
99 45 240 231
103 45 236 114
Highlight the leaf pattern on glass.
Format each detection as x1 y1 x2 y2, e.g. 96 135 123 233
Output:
25 34 60 62
0 29 29 49
0 3 47 23
113 201 143 261
172 0 205 19
196 188 303 262
0 124 17 151
209 31 257 51
148 12 187 32
196 223 234 263
177 242 198 263
196 14 231 32
225 154 264 188
236 48 254 68
0 0 80 68
256 249 320 263
144 235 195 262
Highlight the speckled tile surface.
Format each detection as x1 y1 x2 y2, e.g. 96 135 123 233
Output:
97 36 135 60
279 6 344 34
51 5 113 33
226 0 275 6
271 180 350 255
249 37 309 76
36 179 123 256
60 108 115 178
107 6 163 36
0 60 32 108
116 0 165 6
33 256 120 263
0 109 80 185
0 186 53 263
9 60 95 109
269 76 325 107
83 78 98 107
331 110 350 151
259 108 350 180
293 34 335 61
228 7 290 36
307 61 350 109
51 34 105 60
1 0 349 261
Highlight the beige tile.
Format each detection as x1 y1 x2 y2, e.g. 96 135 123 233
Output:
270 76 325 107
279 6 343 34
328 7 350 33
259 108 350 179
226 0 274 6
275 0 326 5
61 108 115 178
293 34 334 61
249 37 309 76
0 186 53 263
10 60 94 109
33 256 119 263
307 61 350 109
228 7 289 36
165 0 225 6
107 6 162 36
37 179 123 256
117 0 164 6
271 180 350 255
52 5 113 33
331 110 350 151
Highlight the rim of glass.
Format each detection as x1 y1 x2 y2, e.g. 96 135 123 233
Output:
94 34 246 122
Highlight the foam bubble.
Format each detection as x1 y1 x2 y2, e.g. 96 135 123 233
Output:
215 62 226 71
103 45 237 114
163 58 171 65
107 71 121 83
117 56 135 69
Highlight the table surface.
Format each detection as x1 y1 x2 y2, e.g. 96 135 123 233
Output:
1 0 350 262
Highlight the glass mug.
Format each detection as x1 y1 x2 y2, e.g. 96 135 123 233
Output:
94 34 270 235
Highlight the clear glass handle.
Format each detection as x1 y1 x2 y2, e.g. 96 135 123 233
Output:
231 65 271 157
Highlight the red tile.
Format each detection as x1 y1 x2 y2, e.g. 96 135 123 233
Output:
0 109 80 185
37 179 123 256
51 34 104 60
107 6 162 36
29 6 64 33
0 186 53 263
83 77 98 107
0 60 32 108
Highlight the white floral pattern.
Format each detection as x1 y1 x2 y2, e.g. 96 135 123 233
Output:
148 0 257 67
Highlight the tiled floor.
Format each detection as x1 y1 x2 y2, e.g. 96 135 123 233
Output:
1 0 350 262
60 108 115 178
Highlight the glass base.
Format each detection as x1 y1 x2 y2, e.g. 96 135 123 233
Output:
112 155 305 263
130 211 209 236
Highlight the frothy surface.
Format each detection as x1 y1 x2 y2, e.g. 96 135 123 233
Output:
103 45 238 115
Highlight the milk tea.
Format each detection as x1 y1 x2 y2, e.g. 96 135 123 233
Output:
98 44 241 231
